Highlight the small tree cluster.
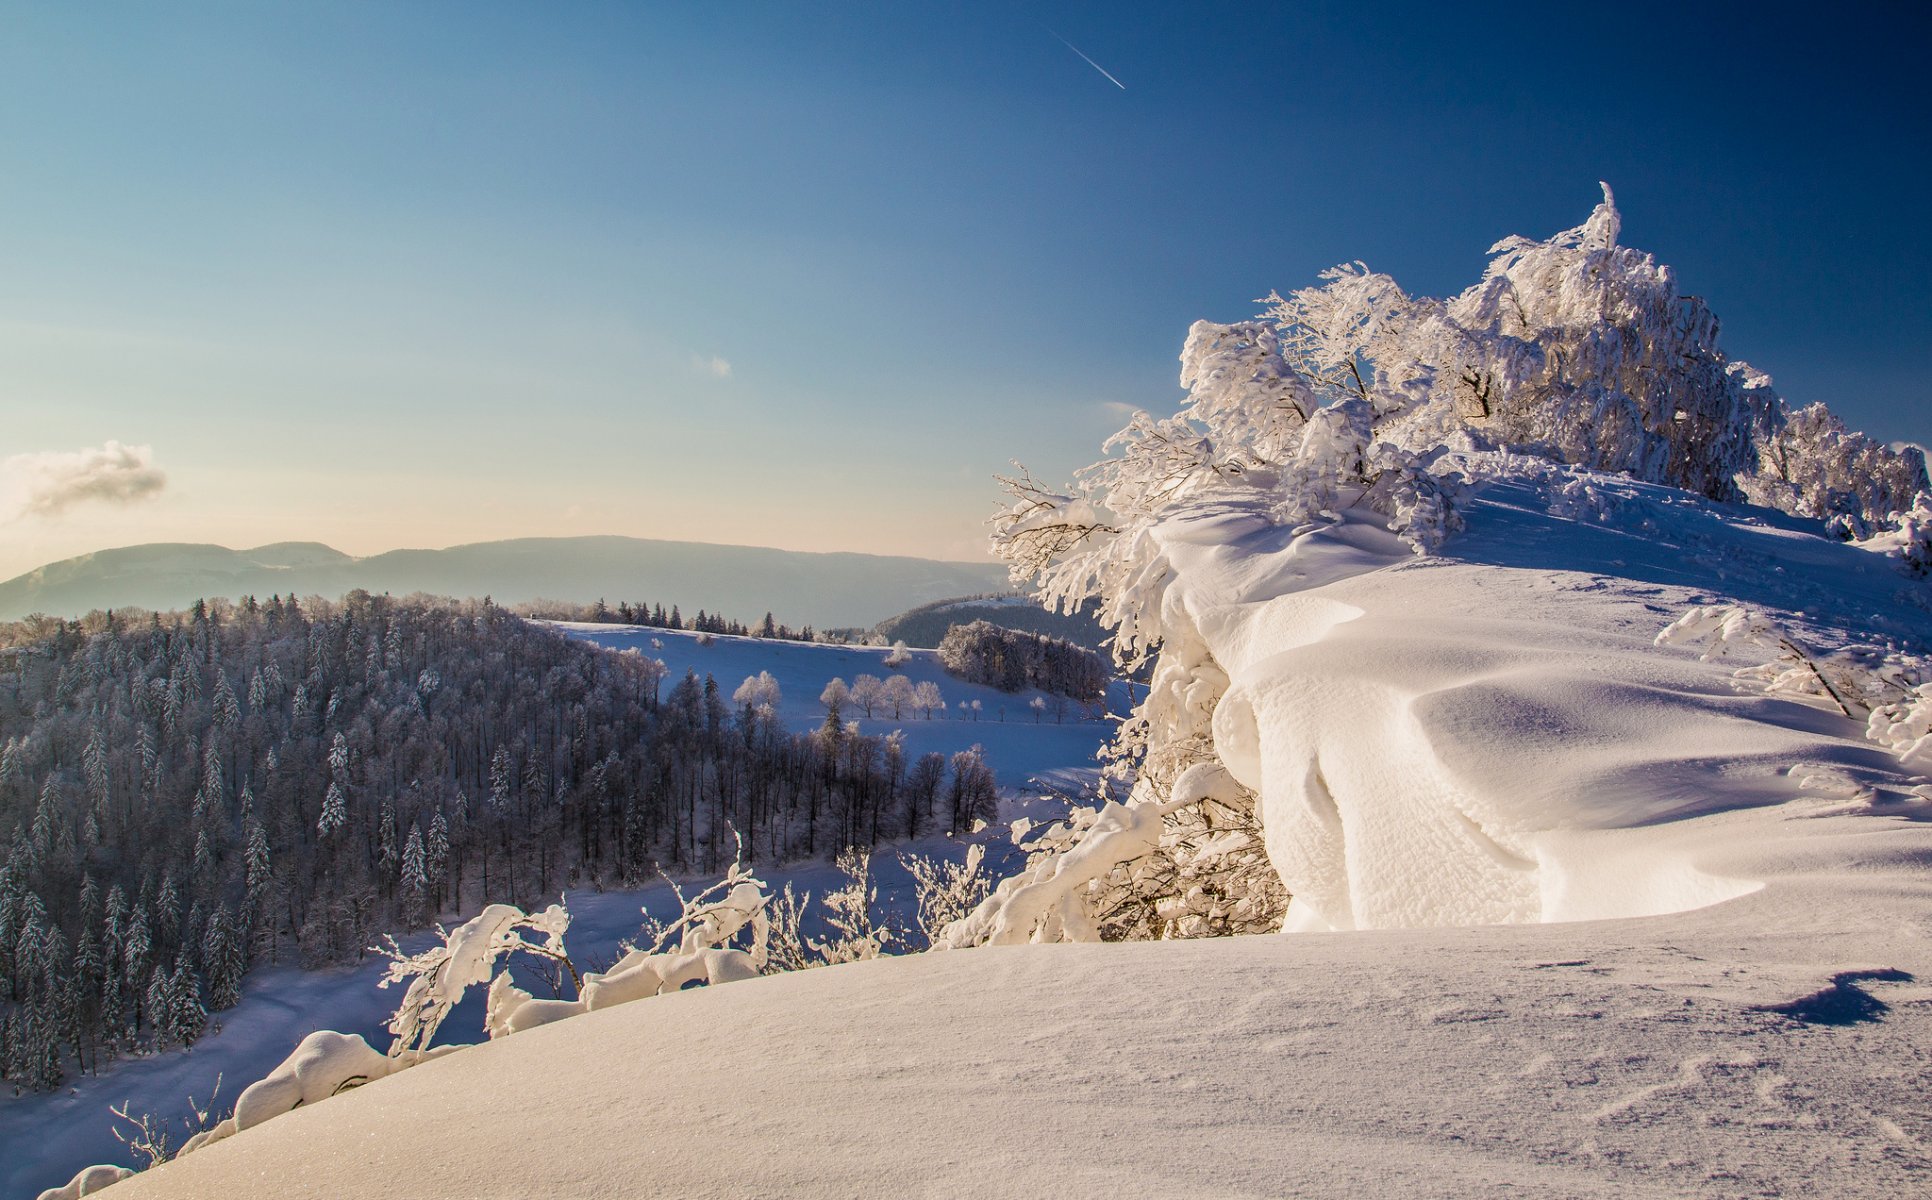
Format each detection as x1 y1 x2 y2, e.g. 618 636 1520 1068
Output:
935 621 1109 702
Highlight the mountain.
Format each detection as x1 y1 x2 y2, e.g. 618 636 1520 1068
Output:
872 593 1111 654
0 536 1009 629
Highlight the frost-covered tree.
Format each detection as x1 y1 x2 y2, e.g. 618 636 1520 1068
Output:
881 674 915 720
732 670 783 714
848 674 883 718
979 185 1930 945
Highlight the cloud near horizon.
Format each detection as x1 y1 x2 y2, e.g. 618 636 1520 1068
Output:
1 440 167 522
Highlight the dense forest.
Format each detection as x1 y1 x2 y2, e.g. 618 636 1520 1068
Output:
936 621 1110 702
0 592 998 1092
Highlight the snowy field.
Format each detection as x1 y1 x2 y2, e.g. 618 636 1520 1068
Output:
83 468 1932 1198
3 632 1116 1199
544 622 1127 794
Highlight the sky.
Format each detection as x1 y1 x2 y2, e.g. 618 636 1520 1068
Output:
1 0 1927 579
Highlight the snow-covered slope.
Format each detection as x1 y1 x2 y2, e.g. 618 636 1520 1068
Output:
96 470 1932 1199
548 623 1122 791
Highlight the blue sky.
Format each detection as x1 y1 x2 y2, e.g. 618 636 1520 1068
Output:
1 1 1926 578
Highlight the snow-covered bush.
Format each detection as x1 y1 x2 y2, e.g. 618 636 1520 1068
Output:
985 185 1928 945
900 843 990 947
1856 491 1932 576
377 901 578 1059
34 1163 130 1200
937 763 1277 946
1657 604 1931 772
764 848 897 967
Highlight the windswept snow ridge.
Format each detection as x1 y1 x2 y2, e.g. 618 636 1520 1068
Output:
1156 468 1927 931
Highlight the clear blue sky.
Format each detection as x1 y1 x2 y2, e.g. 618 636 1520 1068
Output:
2 1 1926 577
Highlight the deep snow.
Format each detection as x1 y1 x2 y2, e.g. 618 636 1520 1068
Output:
29 473 1932 1198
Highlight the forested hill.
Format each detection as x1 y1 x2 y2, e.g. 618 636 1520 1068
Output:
0 537 1009 628
0 593 999 1093
874 595 1109 655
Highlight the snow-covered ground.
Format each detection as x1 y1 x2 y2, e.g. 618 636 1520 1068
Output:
3 632 1115 1199
82 469 1932 1198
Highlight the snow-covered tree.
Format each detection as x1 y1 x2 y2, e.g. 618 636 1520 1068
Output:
848 674 883 718
977 185 1928 947
881 674 914 720
732 670 783 714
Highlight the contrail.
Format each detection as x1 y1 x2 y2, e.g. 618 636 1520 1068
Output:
1044 26 1126 90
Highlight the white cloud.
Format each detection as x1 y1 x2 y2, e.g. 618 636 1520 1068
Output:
1098 400 1140 419
692 354 732 379
1 440 167 522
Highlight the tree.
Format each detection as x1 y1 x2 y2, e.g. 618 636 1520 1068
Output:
317 783 347 839
881 675 914 720
946 747 998 834
819 677 851 717
849 675 883 718
732 671 783 713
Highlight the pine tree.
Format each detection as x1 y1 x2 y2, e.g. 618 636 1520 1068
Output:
318 782 347 839
400 825 428 926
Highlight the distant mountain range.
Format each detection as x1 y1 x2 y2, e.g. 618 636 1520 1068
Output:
0 536 1009 629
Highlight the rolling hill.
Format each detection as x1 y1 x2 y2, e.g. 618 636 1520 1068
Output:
0 536 1009 629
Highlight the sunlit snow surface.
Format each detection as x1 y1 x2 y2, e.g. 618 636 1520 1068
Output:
48 474 1932 1197
1160 473 1929 931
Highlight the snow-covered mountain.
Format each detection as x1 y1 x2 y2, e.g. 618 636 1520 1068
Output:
27 191 1932 1200
71 464 1932 1200
0 536 1008 628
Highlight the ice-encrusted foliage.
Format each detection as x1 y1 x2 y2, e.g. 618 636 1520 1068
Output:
1745 403 1928 539
377 901 576 1058
987 186 1929 943
939 763 1282 946
1657 604 1931 773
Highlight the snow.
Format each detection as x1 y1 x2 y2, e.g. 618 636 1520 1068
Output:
100 883 1932 1198
76 467 1932 1198
1151 468 1927 932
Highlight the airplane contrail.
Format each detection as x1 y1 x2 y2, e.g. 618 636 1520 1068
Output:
1044 26 1126 90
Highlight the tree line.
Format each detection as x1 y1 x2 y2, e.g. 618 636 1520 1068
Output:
512 598 825 643
0 591 997 1092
